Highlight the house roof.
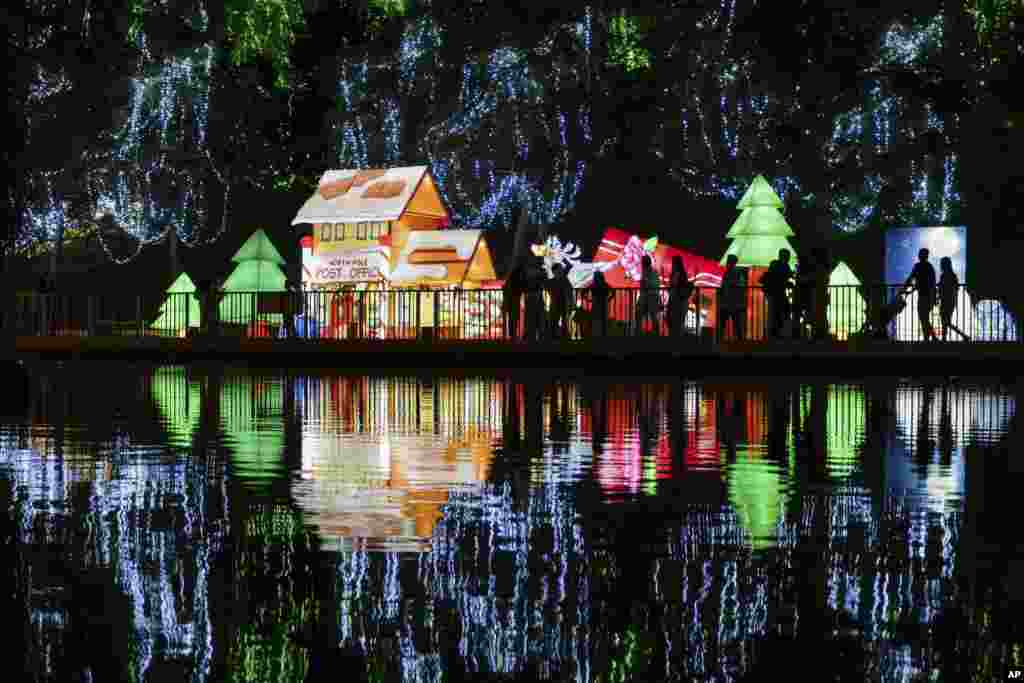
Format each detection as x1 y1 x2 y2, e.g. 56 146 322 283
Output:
389 229 494 284
291 166 448 226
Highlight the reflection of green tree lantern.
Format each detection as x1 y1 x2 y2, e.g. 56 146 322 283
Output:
726 456 786 550
150 366 201 448
825 385 866 481
221 375 286 489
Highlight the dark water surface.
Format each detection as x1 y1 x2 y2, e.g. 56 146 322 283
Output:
1 366 1021 682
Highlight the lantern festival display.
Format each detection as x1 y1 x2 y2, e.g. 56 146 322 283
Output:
884 226 968 341
589 228 725 333
150 271 201 337
719 175 799 340
218 229 289 336
827 261 867 341
291 166 499 339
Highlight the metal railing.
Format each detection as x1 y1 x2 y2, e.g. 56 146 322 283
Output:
4 285 1021 343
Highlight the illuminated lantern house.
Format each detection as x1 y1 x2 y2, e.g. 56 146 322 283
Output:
291 166 498 338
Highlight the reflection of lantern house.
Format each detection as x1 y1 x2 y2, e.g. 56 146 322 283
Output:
291 166 498 339
294 377 500 551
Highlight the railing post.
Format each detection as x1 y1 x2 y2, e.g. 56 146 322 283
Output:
433 290 439 341
41 293 49 336
136 295 143 336
415 288 421 338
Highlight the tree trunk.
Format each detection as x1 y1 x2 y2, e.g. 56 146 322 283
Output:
168 225 179 280
510 183 538 274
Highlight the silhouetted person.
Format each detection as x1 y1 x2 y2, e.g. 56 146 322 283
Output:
766 385 791 466
717 254 746 341
547 263 574 340
549 382 571 453
793 251 815 340
589 270 614 338
634 255 660 335
904 247 937 341
589 381 609 453
503 379 522 450
502 265 524 340
718 391 743 463
914 384 937 478
937 383 955 470
763 249 793 339
523 261 546 342
938 256 970 341
524 379 544 451
667 255 695 337
668 380 687 463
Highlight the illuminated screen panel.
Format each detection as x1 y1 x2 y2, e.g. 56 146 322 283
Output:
884 226 967 285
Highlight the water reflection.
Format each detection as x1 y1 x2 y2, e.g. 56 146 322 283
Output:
1 369 1020 681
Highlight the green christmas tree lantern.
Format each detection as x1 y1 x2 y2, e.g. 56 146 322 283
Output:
721 175 799 267
219 229 289 330
719 175 799 340
827 261 866 341
151 272 201 336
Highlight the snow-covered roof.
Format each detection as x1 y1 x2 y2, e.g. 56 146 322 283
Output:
389 229 491 284
291 166 446 225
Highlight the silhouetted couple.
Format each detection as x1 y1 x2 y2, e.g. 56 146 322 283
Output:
633 255 694 337
903 248 969 342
